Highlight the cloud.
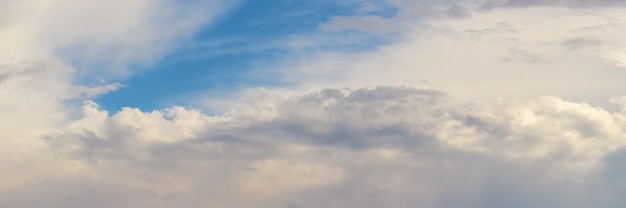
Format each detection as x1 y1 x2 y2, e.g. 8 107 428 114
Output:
0 0 233 138
318 0 626 34
318 0 472 33
0 0 234 78
257 6 626 109
479 0 626 10
0 86 621 207
0 2 234 205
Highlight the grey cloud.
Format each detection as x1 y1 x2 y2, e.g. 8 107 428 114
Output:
446 3 472 19
0 178 142 208
479 0 626 10
464 22 517 42
601 148 626 207
7 86 625 207
318 1 476 33
501 47 544 63
563 37 603 52
0 59 70 88
263 87 447 149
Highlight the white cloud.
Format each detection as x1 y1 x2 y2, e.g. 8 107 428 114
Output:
0 0 232 138
0 1 233 204
263 6 626 108
0 0 234 78
0 86 623 207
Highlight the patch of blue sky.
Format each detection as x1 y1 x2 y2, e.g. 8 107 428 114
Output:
95 0 399 112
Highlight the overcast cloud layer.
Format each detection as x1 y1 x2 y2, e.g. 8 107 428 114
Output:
3 0 626 207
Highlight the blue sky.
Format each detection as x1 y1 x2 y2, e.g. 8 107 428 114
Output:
96 0 395 111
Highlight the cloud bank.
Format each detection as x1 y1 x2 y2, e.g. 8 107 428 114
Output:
1 86 624 207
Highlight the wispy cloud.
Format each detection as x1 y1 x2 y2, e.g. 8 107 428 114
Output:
255 6 626 107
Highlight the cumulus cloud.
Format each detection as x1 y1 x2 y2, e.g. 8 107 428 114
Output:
0 86 620 207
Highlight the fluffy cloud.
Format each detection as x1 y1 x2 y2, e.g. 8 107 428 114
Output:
0 86 622 207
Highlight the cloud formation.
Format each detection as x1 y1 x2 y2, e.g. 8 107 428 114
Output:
0 0 231 139
0 86 622 207
265 6 626 108
3 0 626 207
0 2 232 205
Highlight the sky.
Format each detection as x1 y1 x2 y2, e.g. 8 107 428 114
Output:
3 0 626 207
